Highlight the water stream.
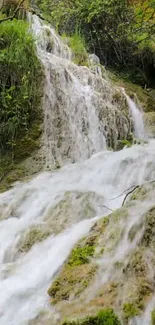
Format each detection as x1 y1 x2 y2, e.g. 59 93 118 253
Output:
0 14 155 325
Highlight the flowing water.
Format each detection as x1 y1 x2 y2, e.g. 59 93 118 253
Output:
1 14 155 325
123 90 146 139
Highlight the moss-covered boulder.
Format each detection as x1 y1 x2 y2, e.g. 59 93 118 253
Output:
62 309 121 325
48 240 98 303
46 183 155 324
18 226 51 253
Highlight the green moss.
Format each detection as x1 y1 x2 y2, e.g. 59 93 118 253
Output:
48 263 97 303
116 139 132 151
151 309 155 325
130 186 147 201
19 227 51 252
123 303 139 320
66 33 88 66
141 207 155 246
67 245 95 267
62 309 121 325
112 91 122 103
48 238 97 302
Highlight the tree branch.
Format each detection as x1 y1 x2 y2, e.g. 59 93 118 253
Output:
122 185 139 206
0 0 25 24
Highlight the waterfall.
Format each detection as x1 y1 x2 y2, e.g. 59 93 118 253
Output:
1 14 155 325
29 15 130 168
123 90 146 139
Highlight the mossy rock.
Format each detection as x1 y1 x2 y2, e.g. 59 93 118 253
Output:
116 139 132 151
62 309 121 325
144 112 155 137
18 227 51 252
129 186 148 201
67 245 95 267
141 207 155 246
48 263 97 303
13 123 42 160
151 309 155 325
108 72 155 113
123 303 139 321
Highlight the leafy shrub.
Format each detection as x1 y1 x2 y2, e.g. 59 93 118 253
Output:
36 0 155 86
0 19 43 156
66 33 88 65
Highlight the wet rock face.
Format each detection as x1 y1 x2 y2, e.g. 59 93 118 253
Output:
46 183 155 324
144 112 155 137
32 17 132 169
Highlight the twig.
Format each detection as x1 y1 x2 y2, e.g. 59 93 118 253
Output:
122 185 139 206
101 205 113 212
110 185 136 201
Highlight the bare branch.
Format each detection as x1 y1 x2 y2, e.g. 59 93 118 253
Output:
122 185 139 206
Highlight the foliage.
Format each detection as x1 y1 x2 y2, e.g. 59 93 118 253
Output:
0 19 43 157
123 302 139 320
116 139 132 151
36 0 155 86
67 244 95 266
63 33 88 65
62 309 121 325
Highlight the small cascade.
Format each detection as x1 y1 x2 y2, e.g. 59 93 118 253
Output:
30 14 130 168
123 89 146 139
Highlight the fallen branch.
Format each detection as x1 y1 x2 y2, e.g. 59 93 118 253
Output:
122 185 139 206
110 185 137 201
110 179 155 207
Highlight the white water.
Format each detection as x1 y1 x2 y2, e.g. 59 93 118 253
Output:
30 15 131 168
124 91 146 139
1 140 155 324
1 14 155 325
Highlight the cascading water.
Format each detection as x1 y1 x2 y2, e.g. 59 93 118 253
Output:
30 15 131 168
123 89 146 140
1 14 155 325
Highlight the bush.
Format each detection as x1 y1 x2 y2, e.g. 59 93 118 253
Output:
65 33 88 66
0 19 43 156
37 0 155 87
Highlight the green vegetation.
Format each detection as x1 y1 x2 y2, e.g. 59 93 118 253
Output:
63 33 88 66
0 18 43 188
36 0 155 87
0 19 43 154
19 227 51 252
116 139 132 151
151 309 155 325
68 244 95 266
123 303 139 320
48 263 97 303
62 309 121 325
48 242 97 302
